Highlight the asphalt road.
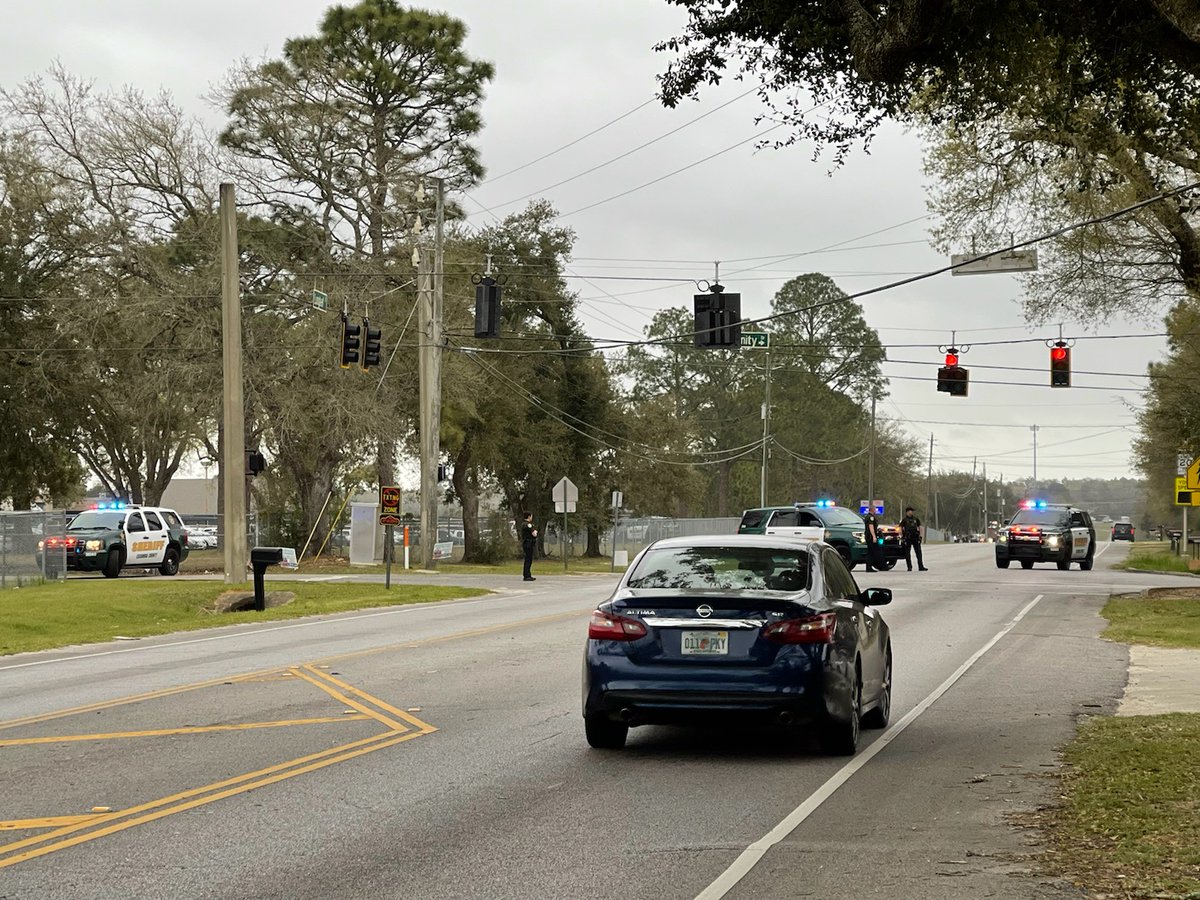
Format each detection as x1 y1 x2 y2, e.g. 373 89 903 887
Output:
0 540 1184 899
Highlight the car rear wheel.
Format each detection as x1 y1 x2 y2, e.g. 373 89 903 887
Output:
822 665 861 756
881 558 897 571
1020 560 1034 570
159 547 180 577
996 558 1010 569
584 714 628 750
102 549 121 578
862 650 891 730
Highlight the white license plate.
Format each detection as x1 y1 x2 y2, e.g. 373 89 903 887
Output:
681 630 729 655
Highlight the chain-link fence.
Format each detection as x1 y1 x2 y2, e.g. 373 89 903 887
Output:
0 510 69 587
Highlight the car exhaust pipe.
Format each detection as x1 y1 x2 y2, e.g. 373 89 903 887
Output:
776 710 795 726
617 707 635 723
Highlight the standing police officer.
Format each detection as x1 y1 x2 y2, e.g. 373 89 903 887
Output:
901 506 928 571
521 512 538 581
862 506 884 572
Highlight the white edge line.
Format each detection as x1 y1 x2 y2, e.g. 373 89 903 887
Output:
695 593 1046 900
0 592 510 672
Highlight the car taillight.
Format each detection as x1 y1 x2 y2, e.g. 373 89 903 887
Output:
588 611 647 641
762 612 838 644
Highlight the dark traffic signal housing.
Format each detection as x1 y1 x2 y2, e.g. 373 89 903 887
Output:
937 350 969 397
361 318 382 370
339 313 361 369
1050 342 1071 387
474 277 501 338
693 287 742 348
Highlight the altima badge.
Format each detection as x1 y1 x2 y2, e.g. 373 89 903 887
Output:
697 604 714 618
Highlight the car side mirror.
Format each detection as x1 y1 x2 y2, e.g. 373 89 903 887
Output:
861 587 892 606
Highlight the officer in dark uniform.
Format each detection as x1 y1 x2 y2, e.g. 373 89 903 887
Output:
862 507 884 572
521 512 538 581
901 506 928 571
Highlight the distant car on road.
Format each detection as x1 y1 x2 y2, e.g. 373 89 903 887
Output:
1111 522 1135 542
995 502 1096 570
582 534 893 755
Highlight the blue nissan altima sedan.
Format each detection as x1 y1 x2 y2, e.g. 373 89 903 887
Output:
582 534 893 755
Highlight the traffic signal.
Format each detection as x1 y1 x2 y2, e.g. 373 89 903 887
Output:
246 450 266 476
693 287 742 348
339 313 361 368
1050 342 1070 387
474 278 501 338
361 318 382 370
937 349 969 397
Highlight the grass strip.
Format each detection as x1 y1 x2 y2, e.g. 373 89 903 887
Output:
1046 714 1200 898
1102 589 1200 649
181 550 624 578
0 580 490 656
1111 540 1192 574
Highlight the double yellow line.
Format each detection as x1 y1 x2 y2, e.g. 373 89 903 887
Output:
0 666 435 870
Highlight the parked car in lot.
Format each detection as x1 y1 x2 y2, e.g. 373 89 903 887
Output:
582 534 893 755
186 526 218 550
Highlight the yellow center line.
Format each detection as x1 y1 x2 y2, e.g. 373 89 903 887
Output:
288 667 409 733
0 727 404 860
0 816 105 831
0 715 371 747
0 728 427 869
299 665 437 733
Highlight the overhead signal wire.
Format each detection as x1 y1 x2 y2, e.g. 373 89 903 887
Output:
770 440 869 465
475 85 761 214
476 96 660 186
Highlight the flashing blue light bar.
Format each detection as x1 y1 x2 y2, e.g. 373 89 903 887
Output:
92 501 127 511
814 499 836 508
1021 499 1048 510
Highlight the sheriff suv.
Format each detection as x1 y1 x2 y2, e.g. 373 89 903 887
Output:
738 501 902 570
995 502 1096 571
37 504 190 578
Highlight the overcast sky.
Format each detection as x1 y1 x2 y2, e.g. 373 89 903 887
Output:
1 0 1156 490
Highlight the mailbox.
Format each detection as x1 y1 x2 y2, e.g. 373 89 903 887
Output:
249 546 296 611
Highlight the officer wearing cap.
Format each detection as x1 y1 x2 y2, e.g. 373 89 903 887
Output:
521 512 538 581
901 506 928 571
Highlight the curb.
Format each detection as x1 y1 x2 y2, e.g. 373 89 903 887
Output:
1120 566 1200 579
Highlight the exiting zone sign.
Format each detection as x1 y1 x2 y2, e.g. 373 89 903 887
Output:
379 485 401 526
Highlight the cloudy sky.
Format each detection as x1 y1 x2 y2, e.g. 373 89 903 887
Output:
1 0 1156 489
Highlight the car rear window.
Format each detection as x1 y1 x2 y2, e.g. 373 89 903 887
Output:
1113 523 1133 533
627 546 811 591
1010 509 1071 528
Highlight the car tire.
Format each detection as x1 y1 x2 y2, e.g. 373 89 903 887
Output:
1079 543 1095 571
862 649 891 730
159 547 180 577
1056 557 1070 570
996 558 1010 569
1020 560 1034 570
584 714 628 750
102 549 122 578
881 558 898 571
835 545 855 570
822 664 861 756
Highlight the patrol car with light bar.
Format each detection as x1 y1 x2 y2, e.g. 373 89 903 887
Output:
738 500 902 570
994 501 1096 571
37 502 190 578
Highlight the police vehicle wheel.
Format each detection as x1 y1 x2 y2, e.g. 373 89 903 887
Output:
996 558 1010 569
102 549 121 578
835 545 855 570
881 559 898 571
1020 560 1035 570
159 548 180 577
584 714 628 750
1079 544 1095 571
1056 558 1070 571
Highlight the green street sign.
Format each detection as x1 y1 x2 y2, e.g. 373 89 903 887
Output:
741 331 769 348
312 289 328 310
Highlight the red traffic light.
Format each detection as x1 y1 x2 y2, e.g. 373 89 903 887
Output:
945 352 958 366
1051 346 1067 362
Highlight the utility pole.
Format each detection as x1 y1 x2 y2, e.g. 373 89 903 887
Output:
867 394 877 505
760 351 771 506
418 177 445 570
982 461 989 538
1030 424 1040 496
971 456 977 533
927 433 934 530
219 183 248 584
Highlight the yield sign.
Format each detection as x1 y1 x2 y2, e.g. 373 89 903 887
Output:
552 476 578 504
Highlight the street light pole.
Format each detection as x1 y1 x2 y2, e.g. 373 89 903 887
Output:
760 350 771 507
1030 424 1040 496
867 394 877 506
